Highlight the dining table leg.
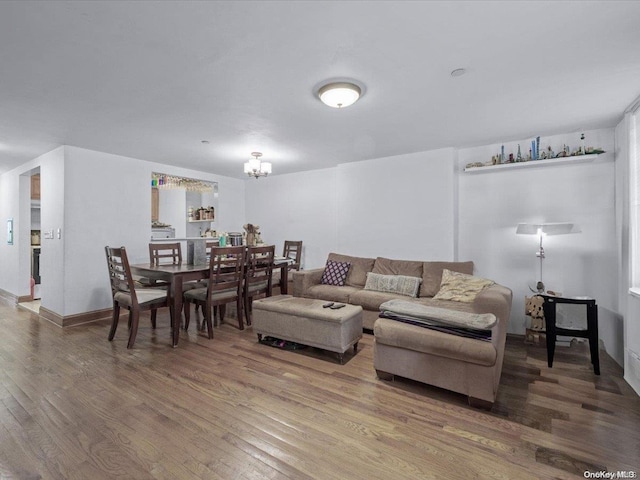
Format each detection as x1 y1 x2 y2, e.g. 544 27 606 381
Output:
280 265 288 295
171 275 184 347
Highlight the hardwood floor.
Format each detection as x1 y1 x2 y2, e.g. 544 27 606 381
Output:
1 300 638 480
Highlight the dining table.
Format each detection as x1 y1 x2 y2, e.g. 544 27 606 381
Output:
131 255 293 347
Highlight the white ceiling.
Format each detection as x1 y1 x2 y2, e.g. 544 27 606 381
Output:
1 1 639 178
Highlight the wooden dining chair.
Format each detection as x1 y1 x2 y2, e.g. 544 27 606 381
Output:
105 246 172 349
136 242 182 287
143 242 202 290
244 245 275 326
273 240 302 292
183 245 245 338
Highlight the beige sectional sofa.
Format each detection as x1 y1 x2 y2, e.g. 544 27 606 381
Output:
292 253 513 407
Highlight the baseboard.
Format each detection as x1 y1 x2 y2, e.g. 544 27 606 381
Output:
625 349 640 396
0 288 19 304
39 306 112 328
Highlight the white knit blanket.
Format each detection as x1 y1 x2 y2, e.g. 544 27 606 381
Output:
379 300 497 330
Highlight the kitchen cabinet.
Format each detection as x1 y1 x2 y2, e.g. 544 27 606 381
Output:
31 174 41 200
151 187 159 222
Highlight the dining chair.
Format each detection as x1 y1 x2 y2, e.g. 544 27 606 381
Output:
136 242 182 287
244 245 275 326
105 246 172 349
273 240 302 292
143 242 202 290
183 245 245 338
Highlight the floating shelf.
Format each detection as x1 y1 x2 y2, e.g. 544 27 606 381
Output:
463 153 601 173
188 219 214 223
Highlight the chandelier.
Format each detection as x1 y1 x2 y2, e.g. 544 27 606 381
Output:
244 152 272 179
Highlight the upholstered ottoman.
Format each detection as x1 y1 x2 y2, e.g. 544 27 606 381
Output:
252 295 363 363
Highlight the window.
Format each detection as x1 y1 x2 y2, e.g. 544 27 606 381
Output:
630 108 640 287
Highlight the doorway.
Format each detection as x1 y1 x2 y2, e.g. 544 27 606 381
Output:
18 168 42 314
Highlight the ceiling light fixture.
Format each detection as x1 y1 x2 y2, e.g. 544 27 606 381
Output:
318 81 361 108
244 152 272 179
450 68 467 77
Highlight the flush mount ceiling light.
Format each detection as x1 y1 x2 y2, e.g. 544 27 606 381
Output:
243 152 272 179
450 68 467 77
318 81 361 108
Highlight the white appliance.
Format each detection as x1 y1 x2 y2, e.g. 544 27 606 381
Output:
151 227 175 239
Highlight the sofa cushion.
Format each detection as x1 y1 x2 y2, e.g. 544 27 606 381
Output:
374 317 497 366
321 259 351 286
421 261 474 297
327 253 375 288
372 257 423 278
364 272 422 297
349 289 417 311
433 269 494 303
305 284 361 304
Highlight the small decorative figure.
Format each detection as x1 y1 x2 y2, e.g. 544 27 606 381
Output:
516 144 522 162
243 223 262 246
525 295 546 331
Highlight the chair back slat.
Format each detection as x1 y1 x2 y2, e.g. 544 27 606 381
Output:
283 240 302 271
105 246 138 305
149 242 182 265
246 245 275 294
208 245 245 295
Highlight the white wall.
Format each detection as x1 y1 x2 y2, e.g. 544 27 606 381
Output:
0 145 245 316
245 149 456 270
40 148 66 314
335 149 456 261
59 146 246 316
458 129 620 349
245 168 338 269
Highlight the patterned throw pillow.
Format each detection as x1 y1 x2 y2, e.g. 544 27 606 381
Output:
364 273 422 297
433 269 494 302
320 260 351 286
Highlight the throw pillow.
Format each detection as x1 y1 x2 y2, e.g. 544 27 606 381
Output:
320 260 351 286
364 273 422 298
433 269 494 303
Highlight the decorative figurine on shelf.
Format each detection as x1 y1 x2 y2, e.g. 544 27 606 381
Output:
547 146 554 159
243 223 262 247
508 153 514 163
516 144 523 162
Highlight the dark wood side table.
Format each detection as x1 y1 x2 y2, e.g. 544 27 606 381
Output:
540 295 600 375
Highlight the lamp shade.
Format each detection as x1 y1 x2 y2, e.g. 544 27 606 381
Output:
516 223 581 236
318 82 361 108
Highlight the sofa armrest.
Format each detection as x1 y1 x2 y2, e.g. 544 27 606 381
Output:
292 268 324 297
473 283 513 390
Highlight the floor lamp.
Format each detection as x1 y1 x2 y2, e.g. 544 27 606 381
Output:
516 222 581 293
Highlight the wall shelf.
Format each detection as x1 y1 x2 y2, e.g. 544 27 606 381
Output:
188 219 214 223
463 153 601 173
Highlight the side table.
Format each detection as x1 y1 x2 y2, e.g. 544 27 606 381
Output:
540 295 600 375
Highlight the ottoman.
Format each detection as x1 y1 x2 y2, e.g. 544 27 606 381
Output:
252 295 363 363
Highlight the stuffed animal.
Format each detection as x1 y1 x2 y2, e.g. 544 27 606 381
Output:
243 223 262 246
525 295 545 331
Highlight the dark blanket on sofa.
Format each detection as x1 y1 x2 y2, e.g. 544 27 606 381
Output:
378 311 492 341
